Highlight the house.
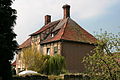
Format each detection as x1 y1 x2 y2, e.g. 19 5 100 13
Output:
16 38 31 73
16 4 97 73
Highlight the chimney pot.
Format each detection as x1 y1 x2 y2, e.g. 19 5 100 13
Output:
62 4 70 19
45 15 51 25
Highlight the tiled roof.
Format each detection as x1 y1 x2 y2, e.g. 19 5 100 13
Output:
19 17 97 48
19 21 60 49
19 37 31 49
11 61 16 66
30 20 60 36
52 18 67 32
41 17 97 44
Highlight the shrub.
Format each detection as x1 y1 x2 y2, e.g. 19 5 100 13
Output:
13 73 48 80
41 54 66 75
22 46 66 75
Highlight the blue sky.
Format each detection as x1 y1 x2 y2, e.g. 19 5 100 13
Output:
12 0 120 44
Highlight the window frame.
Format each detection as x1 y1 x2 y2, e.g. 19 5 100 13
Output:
54 46 58 54
47 48 50 55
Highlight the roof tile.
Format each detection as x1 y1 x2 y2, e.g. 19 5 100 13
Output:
20 17 97 47
41 18 97 44
19 37 31 49
30 20 60 36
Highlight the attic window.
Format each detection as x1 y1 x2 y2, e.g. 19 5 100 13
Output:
51 33 54 37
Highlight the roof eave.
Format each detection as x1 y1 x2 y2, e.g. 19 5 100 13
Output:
40 39 96 45
40 39 61 45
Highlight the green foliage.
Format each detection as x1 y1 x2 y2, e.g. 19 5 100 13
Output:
95 31 120 53
22 47 44 72
83 31 120 80
64 73 91 80
22 47 34 70
22 47 66 75
13 73 48 80
42 54 66 75
0 0 17 80
29 51 45 73
48 75 64 80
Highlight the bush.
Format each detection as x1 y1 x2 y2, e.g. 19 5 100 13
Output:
13 73 48 80
41 54 66 75
83 32 120 80
64 73 91 80
48 75 64 80
22 46 66 75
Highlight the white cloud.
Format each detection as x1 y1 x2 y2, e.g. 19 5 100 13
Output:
12 0 120 44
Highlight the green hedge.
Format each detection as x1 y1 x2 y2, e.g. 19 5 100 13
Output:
13 74 48 80
13 74 90 80
64 74 90 80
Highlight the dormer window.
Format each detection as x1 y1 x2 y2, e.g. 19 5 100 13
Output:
51 33 54 37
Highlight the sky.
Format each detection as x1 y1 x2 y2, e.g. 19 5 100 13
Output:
12 0 120 44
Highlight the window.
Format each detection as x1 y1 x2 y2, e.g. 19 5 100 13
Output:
54 47 58 54
51 33 54 37
47 48 50 55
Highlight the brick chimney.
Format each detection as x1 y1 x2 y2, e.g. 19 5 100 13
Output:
62 4 70 19
45 15 51 25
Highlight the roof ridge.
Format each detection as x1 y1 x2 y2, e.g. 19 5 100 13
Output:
60 17 69 40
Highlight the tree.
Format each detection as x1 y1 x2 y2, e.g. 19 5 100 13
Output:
22 47 34 70
29 51 45 72
22 47 44 71
0 0 17 80
83 31 120 80
42 54 66 75
21 47 66 75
